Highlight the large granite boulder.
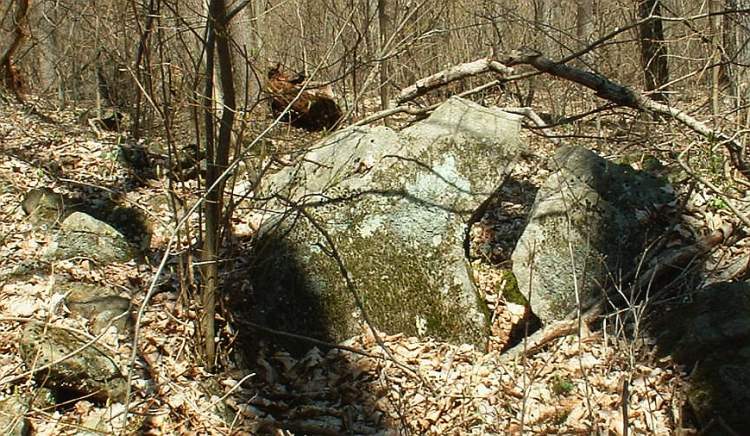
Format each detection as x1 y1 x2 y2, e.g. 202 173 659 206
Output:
652 281 750 434
18 323 127 404
511 146 674 322
248 97 522 351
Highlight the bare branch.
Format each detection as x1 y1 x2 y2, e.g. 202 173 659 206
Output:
396 58 513 104
503 48 750 178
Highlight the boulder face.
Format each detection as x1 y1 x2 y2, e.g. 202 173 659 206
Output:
511 145 674 323
249 97 523 351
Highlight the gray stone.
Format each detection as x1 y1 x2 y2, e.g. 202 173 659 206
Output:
511 145 674 322
21 187 65 226
18 323 127 403
61 281 132 333
44 212 135 262
249 97 522 351
0 394 29 436
652 281 750 434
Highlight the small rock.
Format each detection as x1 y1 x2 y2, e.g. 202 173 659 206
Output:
44 212 135 263
21 187 65 226
18 323 128 404
0 394 30 436
60 281 131 333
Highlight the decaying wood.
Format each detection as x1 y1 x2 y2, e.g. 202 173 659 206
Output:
387 49 750 177
502 48 750 178
265 65 343 131
396 58 513 104
0 0 32 101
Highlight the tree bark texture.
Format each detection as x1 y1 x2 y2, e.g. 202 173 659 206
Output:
637 0 669 102
201 0 237 371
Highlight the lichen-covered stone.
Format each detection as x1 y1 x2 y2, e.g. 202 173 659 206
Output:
21 187 65 226
44 212 135 262
249 97 523 351
511 145 674 322
18 323 127 403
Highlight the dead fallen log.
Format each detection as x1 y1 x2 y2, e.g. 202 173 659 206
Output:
396 58 514 105
265 65 342 131
502 47 750 178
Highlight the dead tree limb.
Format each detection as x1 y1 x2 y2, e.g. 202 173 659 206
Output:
502 47 750 178
355 78 511 127
396 58 513 104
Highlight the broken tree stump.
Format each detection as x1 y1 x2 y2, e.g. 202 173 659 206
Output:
265 65 343 131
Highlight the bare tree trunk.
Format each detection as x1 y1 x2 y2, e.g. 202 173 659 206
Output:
377 0 391 111
710 0 723 119
33 0 60 100
576 0 594 65
726 0 750 130
131 0 158 140
526 0 554 106
637 0 669 102
0 0 32 101
227 3 259 112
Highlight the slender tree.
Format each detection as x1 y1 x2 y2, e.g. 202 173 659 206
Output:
637 0 669 102
201 0 236 370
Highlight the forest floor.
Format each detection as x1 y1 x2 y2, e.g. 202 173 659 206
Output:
0 91 731 434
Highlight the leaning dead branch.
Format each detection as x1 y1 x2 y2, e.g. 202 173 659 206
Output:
502 48 750 178
384 49 750 178
396 57 513 104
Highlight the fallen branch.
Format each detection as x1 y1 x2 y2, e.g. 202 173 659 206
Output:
353 78 511 127
396 58 513 104
502 47 750 177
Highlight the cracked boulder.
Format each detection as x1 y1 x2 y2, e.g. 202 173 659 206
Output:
245 97 523 352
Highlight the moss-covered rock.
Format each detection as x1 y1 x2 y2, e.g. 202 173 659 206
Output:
44 212 135 262
18 323 127 404
247 97 523 352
